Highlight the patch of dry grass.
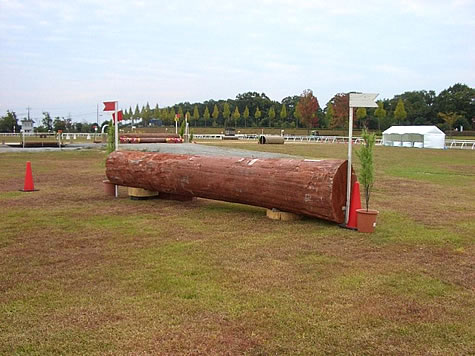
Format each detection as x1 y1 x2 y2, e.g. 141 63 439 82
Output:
0 146 474 354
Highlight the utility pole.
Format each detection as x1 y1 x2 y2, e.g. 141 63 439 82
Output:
27 107 31 120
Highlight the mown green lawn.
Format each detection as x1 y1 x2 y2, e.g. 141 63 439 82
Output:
0 144 474 355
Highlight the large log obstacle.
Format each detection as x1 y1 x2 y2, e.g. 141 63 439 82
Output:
105 151 354 223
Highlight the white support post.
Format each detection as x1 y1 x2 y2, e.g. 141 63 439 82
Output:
345 107 353 225
114 101 119 198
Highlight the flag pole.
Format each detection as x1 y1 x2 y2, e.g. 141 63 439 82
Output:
114 101 119 198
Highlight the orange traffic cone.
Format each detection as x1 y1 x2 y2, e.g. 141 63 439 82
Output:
346 181 361 229
20 161 38 192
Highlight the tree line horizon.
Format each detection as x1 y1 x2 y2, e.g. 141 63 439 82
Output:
0 83 473 133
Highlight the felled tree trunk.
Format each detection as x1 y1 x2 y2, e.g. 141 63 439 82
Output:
106 151 354 223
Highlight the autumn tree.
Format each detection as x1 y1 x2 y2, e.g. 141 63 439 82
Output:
295 89 319 133
330 93 349 129
394 98 407 123
203 106 210 127
243 105 249 127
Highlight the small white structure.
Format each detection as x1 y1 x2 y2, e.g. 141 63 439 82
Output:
382 125 445 149
21 119 35 133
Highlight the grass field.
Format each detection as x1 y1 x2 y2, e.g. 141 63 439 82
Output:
0 143 474 355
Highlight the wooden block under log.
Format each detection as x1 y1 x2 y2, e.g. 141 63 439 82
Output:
106 151 355 223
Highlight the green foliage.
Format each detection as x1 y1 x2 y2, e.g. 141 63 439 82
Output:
268 106 275 127
179 120 186 138
53 117 66 132
0 111 19 133
355 129 376 211
169 107 176 122
255 106 261 120
106 120 115 154
189 129 194 143
324 104 334 129
243 106 250 127
232 106 240 127
356 107 367 127
223 103 230 127
394 98 407 122
374 101 386 131
437 112 461 131
212 104 219 120
280 105 287 120
41 112 53 131
203 106 210 127
192 105 200 123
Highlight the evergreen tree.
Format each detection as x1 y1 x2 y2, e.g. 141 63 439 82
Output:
243 105 250 127
203 106 210 127
134 104 140 122
178 106 184 119
394 98 407 123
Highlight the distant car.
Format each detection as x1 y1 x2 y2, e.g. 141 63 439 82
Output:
311 130 320 136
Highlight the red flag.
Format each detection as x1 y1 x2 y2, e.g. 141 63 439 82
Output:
103 101 116 111
112 110 123 123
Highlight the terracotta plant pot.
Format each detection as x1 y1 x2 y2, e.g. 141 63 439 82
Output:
356 209 379 233
103 180 116 196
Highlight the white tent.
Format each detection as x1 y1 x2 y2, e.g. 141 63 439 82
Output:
382 126 445 149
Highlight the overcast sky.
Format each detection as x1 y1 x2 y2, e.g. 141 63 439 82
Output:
1 0 474 123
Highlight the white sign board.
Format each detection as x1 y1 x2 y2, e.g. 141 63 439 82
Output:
349 93 378 108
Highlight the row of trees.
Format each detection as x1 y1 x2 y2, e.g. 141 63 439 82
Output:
0 111 99 133
122 83 474 132
1 83 473 133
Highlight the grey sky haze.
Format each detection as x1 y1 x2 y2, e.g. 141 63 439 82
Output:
1 0 474 123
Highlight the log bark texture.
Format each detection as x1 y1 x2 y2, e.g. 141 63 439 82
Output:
106 151 354 223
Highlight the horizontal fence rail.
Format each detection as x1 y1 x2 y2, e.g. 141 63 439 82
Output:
1 133 474 149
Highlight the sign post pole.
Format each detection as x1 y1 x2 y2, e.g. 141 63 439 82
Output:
114 101 119 197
